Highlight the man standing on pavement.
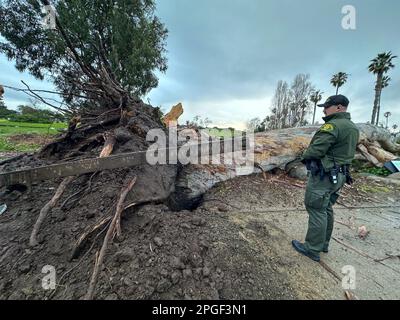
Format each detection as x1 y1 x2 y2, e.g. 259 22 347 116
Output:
292 95 360 262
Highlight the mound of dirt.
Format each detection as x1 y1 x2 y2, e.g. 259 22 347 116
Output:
0 172 298 300
0 171 328 300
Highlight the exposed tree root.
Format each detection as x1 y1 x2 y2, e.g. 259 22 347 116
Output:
70 208 115 260
39 115 120 159
49 220 111 300
30 130 117 247
29 176 75 247
60 172 97 211
84 176 137 300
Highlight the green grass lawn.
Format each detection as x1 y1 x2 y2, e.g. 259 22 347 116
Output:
0 119 66 135
0 119 67 152
204 128 243 138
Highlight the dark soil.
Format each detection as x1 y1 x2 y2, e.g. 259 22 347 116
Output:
0 170 300 300
1 167 399 300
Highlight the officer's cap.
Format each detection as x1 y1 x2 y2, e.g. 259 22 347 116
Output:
318 95 349 108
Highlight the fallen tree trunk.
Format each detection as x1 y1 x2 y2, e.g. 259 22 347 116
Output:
357 123 400 154
174 124 399 206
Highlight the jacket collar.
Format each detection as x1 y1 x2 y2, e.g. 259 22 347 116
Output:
323 112 351 122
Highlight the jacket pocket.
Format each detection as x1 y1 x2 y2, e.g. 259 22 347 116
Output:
305 191 330 210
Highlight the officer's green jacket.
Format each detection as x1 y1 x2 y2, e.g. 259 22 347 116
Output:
302 112 359 171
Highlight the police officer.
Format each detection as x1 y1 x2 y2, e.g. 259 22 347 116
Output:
292 95 360 262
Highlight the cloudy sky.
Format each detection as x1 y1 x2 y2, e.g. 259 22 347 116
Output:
1 0 400 129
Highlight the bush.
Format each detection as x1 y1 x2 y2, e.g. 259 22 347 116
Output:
361 167 391 177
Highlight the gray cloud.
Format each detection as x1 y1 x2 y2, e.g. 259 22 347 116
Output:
1 0 400 128
148 0 400 127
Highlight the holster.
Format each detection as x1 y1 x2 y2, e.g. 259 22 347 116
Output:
305 159 322 177
342 165 354 185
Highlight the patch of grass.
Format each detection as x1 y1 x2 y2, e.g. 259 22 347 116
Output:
0 136 41 152
0 118 66 135
205 128 243 138
0 119 66 152
359 184 391 193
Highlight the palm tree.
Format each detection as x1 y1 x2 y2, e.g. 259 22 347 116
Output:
376 76 391 125
330 72 348 94
310 90 323 125
368 52 397 125
384 111 391 129
393 124 398 137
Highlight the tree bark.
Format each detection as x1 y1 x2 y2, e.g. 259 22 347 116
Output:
371 73 383 125
312 102 317 125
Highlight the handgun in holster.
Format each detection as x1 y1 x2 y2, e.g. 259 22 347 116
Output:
343 165 354 185
304 159 322 178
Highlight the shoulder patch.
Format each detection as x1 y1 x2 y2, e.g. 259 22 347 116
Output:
320 123 335 132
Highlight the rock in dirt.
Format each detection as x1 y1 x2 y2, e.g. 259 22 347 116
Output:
7 190 22 201
156 278 172 293
153 237 163 247
171 256 185 269
105 293 119 300
114 250 133 263
183 268 193 279
202 266 211 277
170 271 182 284
286 162 308 180
18 263 31 274
191 217 206 226
115 127 134 143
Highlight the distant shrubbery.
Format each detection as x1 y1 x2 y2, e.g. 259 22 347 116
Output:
1 105 66 124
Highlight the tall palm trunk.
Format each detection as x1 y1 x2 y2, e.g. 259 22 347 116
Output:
336 86 339 95
376 96 382 126
312 101 317 125
371 72 383 125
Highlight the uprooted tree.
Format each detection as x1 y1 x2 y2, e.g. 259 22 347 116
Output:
0 0 173 298
0 0 168 115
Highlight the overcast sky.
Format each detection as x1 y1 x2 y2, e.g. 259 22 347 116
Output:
1 0 400 129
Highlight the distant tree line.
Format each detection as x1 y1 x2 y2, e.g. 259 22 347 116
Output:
0 99 66 123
